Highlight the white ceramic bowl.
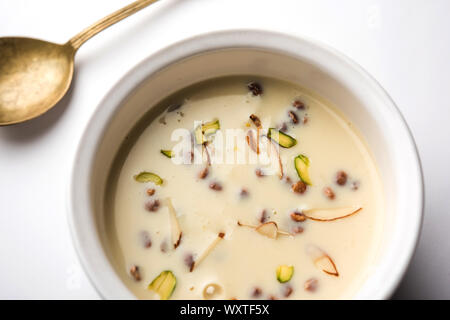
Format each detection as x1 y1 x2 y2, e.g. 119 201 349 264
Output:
69 30 423 299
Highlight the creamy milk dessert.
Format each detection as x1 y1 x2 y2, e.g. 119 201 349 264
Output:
106 77 384 300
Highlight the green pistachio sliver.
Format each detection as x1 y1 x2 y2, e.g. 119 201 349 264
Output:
148 270 177 300
276 265 294 283
202 119 220 135
267 128 297 148
294 154 312 185
160 150 173 158
194 124 205 144
195 119 221 144
134 171 163 185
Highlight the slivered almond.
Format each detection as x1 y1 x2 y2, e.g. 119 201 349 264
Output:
256 221 278 239
191 232 225 271
165 198 182 249
302 207 362 222
306 245 339 277
202 143 212 166
246 130 258 154
237 221 292 238
263 136 284 179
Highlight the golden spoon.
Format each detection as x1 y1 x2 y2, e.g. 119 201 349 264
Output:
0 0 159 126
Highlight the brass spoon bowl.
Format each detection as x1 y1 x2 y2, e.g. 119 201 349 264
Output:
0 0 159 126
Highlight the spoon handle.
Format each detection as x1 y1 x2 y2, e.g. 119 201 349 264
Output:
67 0 159 50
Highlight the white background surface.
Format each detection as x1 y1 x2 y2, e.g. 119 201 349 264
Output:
0 0 449 299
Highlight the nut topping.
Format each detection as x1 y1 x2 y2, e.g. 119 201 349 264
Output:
130 265 141 281
209 182 223 191
247 82 263 96
323 187 335 200
145 199 160 212
336 171 348 186
198 167 209 179
292 181 307 194
288 111 299 124
290 211 306 222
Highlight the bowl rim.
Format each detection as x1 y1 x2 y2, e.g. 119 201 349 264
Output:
68 28 424 300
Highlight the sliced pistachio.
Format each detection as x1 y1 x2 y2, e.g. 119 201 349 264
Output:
195 119 221 144
148 270 177 300
194 124 205 145
276 265 294 283
160 150 173 158
294 154 312 185
203 119 220 135
134 172 163 185
267 128 297 148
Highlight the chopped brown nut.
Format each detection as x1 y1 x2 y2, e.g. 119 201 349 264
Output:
292 181 307 194
268 295 278 300
240 188 249 198
304 278 318 292
336 171 348 186
302 115 308 124
184 253 195 272
292 226 304 234
130 265 141 281
209 182 223 191
278 122 288 132
146 188 155 196
323 187 335 200
167 103 182 112
255 168 265 177
249 114 262 128
290 211 306 222
252 287 262 298
140 231 152 248
283 285 293 297
198 167 209 179
248 82 263 96
218 232 225 239
158 116 167 125
292 99 305 110
160 240 168 253
288 111 299 124
259 210 268 223
145 199 160 212
351 181 360 190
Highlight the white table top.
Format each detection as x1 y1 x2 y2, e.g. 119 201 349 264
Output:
1 0 449 299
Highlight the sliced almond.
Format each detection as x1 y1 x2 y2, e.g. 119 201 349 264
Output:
165 198 182 249
203 283 223 300
246 130 258 154
202 143 212 166
263 136 283 179
237 221 292 238
191 232 225 271
302 207 362 222
256 221 278 239
306 245 339 277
